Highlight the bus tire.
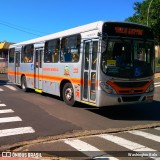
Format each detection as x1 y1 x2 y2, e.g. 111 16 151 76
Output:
63 82 75 106
21 76 28 92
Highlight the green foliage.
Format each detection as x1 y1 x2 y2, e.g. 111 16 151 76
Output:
125 0 160 45
155 57 160 67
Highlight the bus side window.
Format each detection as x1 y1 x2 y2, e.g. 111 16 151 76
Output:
72 52 79 62
44 39 60 63
9 48 15 63
52 50 59 63
44 49 52 63
92 41 98 70
22 45 33 63
64 50 72 62
61 34 81 63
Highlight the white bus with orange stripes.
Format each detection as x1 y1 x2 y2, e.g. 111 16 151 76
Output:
8 21 155 107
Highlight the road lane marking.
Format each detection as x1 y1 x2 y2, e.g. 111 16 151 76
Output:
155 127 160 131
0 116 22 123
155 84 160 87
0 109 14 114
0 127 35 137
0 104 6 107
154 82 160 87
4 85 17 91
128 130 160 143
97 134 158 160
64 139 119 160
154 82 160 85
0 88 4 91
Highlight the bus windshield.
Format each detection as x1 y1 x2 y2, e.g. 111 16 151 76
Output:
101 38 154 78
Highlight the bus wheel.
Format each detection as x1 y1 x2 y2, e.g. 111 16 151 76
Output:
21 76 28 92
63 83 75 106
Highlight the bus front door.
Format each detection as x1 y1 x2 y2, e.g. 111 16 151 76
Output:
34 49 43 90
15 51 20 84
82 40 98 104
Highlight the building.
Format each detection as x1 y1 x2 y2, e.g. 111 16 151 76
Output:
0 41 14 59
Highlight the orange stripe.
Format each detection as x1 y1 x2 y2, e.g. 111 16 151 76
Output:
8 71 15 75
88 80 98 87
8 71 98 87
8 71 82 85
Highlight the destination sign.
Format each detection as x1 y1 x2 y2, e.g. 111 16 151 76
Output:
114 27 144 36
102 22 154 39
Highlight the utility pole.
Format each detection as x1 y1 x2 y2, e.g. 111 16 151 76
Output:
147 0 154 26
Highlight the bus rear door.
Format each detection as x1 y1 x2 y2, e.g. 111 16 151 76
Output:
15 51 20 84
82 40 99 104
34 48 43 90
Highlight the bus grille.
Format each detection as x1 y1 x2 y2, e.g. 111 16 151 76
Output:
114 81 149 88
122 96 140 102
119 89 143 94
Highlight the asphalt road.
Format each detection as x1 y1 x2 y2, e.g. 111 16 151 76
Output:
23 127 160 160
0 74 160 154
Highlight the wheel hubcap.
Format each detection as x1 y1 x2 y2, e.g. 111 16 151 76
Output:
22 79 26 89
22 83 25 89
65 88 73 101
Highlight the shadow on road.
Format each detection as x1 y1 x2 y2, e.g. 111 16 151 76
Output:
16 87 160 122
82 100 160 121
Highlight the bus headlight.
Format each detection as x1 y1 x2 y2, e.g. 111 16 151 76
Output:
100 81 116 94
145 82 154 93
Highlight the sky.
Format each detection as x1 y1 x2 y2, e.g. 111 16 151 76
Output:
0 0 143 43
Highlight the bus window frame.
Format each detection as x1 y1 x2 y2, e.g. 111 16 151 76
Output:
9 48 15 63
44 38 60 63
60 34 81 63
21 44 34 63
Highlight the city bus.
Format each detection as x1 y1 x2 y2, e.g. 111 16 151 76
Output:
8 21 155 107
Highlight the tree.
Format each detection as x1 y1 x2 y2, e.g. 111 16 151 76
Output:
125 0 160 45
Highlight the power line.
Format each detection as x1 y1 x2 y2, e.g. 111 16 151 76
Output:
0 22 40 36
0 19 48 34
0 20 48 37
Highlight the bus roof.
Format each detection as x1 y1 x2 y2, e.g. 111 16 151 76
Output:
10 21 151 48
10 21 104 48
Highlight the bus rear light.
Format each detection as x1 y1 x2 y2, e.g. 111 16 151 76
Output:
100 81 116 94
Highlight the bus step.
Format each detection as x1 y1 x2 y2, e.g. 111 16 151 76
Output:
35 89 43 93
